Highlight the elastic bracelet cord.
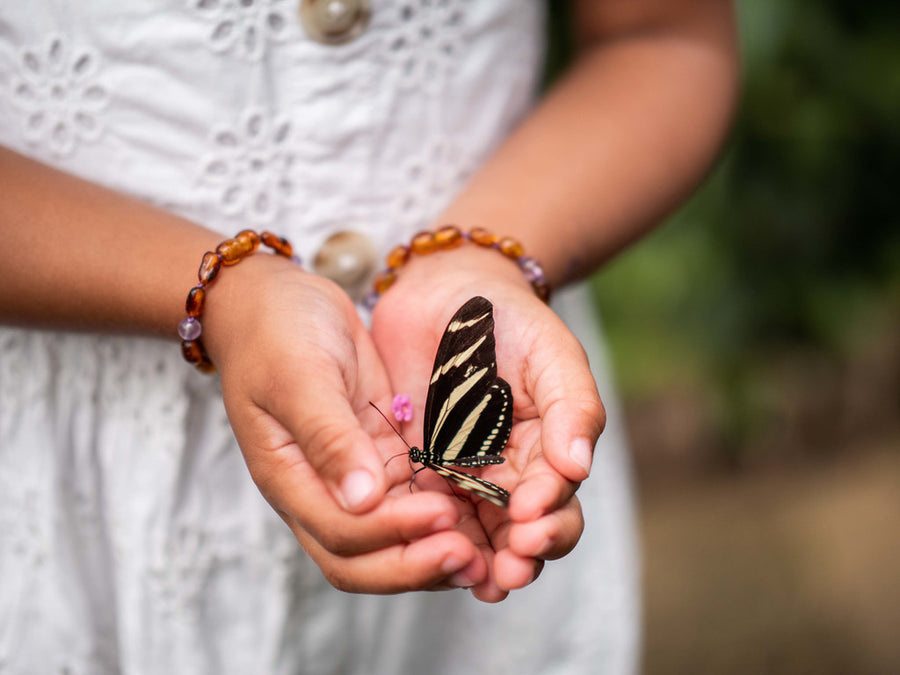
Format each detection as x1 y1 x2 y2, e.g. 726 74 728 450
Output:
363 225 550 310
179 229 299 372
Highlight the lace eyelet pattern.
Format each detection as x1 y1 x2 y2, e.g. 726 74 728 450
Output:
383 0 471 90
199 108 296 226
10 34 110 157
393 136 475 230
190 0 294 61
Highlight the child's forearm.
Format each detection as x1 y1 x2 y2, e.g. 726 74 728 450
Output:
439 0 740 286
0 145 220 335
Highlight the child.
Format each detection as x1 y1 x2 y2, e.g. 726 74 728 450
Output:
0 1 738 672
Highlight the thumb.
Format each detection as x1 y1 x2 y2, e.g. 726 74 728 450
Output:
532 340 606 484
264 369 389 514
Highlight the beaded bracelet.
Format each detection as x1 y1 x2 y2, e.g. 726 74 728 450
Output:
363 225 550 310
178 229 297 372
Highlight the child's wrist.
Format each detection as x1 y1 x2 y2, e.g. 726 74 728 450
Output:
178 229 302 372
364 225 549 310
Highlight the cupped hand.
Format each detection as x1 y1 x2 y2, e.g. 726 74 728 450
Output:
200 254 488 593
370 245 606 602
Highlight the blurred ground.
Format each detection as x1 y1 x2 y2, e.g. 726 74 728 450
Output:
637 441 900 675
596 252 900 673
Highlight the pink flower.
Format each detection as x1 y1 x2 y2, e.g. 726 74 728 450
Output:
391 394 413 423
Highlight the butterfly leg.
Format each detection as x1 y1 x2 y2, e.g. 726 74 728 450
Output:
438 475 469 504
410 466 468 503
408 466 428 495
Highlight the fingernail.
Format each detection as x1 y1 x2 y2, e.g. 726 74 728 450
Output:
431 513 456 532
568 437 593 475
443 558 477 588
449 569 478 589
535 535 553 558
441 553 468 576
339 469 375 509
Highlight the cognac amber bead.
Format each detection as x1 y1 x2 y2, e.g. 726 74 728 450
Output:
410 231 437 255
198 251 223 284
498 236 524 259
261 230 293 257
434 225 463 249
533 279 551 303
185 284 206 317
182 339 215 372
235 229 261 255
386 245 411 270
373 270 397 294
469 227 498 247
181 339 205 364
216 238 245 265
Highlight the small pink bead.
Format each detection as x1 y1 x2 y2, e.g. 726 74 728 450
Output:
391 394 413 422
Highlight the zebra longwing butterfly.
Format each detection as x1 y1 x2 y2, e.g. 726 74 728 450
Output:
381 296 513 507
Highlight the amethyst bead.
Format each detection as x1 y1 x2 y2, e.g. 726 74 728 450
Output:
518 255 545 284
178 316 202 341
362 291 379 312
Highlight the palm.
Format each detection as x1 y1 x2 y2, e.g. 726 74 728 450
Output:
372 287 556 597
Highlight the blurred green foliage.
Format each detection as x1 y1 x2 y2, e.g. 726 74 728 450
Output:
579 1 900 459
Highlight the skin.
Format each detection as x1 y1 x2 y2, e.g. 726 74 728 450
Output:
0 0 739 601
372 249 602 599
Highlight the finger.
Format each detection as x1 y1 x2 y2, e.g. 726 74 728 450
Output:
291 528 485 594
245 438 461 556
454 515 524 599
492 549 545 592
507 495 584 560
427 504 508 597
475 503 548 594
262 356 389 513
469 542 513 603
530 337 606 483
507 451 580 523
427 556 490 592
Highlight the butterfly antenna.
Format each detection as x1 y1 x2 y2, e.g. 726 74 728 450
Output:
369 401 413 466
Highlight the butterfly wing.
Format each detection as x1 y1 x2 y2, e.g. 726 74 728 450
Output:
429 464 511 508
438 380 512 466
423 296 512 466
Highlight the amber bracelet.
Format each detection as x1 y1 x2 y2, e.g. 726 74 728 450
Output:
363 225 550 309
178 229 297 372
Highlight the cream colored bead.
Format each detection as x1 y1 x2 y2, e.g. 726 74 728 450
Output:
313 230 378 300
299 0 370 45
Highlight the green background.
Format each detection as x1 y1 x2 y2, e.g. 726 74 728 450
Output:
586 0 900 465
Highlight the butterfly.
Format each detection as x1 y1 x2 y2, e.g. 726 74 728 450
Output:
375 296 513 507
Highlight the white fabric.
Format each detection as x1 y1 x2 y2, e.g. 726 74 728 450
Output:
0 2 639 673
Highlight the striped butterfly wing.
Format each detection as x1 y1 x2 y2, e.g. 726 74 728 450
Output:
420 296 513 506
429 464 510 508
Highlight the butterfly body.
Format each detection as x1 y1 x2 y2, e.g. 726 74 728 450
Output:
407 296 513 508
410 452 511 507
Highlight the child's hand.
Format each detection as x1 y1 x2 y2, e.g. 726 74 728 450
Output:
201 255 487 593
371 245 605 602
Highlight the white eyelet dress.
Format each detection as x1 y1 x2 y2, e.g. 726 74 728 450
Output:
0 2 639 673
